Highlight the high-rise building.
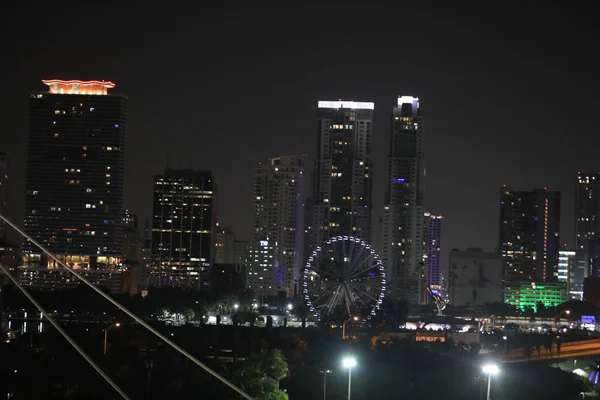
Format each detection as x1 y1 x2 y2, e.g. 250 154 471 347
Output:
21 79 126 291
383 96 425 304
499 186 561 304
0 152 7 243
308 101 374 253
249 156 304 296
214 226 236 264
423 213 442 287
151 169 215 289
558 250 586 301
575 172 600 250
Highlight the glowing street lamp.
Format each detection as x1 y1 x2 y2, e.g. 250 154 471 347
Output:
233 304 239 310
342 316 359 340
342 357 357 400
482 363 499 400
104 322 120 355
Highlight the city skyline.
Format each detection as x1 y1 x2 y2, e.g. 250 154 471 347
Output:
1 5 598 270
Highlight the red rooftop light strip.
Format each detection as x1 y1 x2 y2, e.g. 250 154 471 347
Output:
42 79 116 95
42 79 116 88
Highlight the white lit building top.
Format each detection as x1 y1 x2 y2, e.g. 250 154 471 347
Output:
398 96 419 108
318 100 374 110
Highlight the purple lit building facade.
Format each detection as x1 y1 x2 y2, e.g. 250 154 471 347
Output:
423 213 442 287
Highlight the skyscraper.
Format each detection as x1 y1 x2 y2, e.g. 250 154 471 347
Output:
575 172 600 250
151 170 215 289
0 153 8 243
248 156 304 296
499 186 561 305
308 101 374 254
383 96 425 304
21 79 126 291
423 213 442 287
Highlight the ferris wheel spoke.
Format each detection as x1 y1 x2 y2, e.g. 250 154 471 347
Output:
310 284 339 306
349 253 374 275
349 243 367 272
350 273 381 282
343 285 354 315
349 263 379 279
351 281 383 293
348 283 379 303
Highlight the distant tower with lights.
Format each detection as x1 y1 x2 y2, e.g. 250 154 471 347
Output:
151 169 215 289
499 186 561 305
423 213 443 287
383 96 425 304
575 172 600 251
248 156 304 296
307 100 374 253
21 79 127 292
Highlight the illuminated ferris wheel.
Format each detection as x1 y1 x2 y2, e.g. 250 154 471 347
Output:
302 236 386 321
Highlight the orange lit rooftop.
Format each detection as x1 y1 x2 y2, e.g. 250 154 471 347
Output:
42 79 116 95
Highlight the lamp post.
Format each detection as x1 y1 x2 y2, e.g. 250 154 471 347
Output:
342 357 357 400
319 369 332 400
482 363 499 400
342 316 359 340
103 322 120 355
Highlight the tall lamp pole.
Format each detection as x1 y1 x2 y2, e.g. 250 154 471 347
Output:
320 369 332 400
342 357 357 400
103 322 121 355
482 363 499 400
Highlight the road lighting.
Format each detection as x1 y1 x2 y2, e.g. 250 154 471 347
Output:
482 363 499 400
342 316 359 340
343 357 357 400
234 304 239 310
103 322 120 355
320 369 332 400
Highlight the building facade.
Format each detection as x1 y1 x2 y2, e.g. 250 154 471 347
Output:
575 172 600 251
383 96 425 304
448 248 503 307
557 249 586 301
423 213 442 287
22 79 126 291
249 156 304 296
499 186 561 304
151 170 215 289
214 226 236 264
518 281 566 311
308 101 374 254
0 153 7 243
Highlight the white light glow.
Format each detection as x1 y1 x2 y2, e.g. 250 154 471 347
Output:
482 364 499 375
397 96 419 106
318 101 374 110
343 357 357 368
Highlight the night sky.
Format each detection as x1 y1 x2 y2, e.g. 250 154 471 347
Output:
1 5 598 267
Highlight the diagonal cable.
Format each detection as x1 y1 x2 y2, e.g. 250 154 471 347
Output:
0 264 130 400
0 213 253 400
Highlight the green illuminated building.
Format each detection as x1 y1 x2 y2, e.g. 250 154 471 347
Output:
509 281 566 311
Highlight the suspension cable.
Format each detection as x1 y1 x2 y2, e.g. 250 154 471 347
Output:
0 213 253 400
0 264 130 399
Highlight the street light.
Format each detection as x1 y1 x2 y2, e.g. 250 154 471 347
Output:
342 316 359 340
343 357 357 400
482 363 499 400
103 322 120 355
234 304 239 310
287 303 293 311
319 369 332 400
